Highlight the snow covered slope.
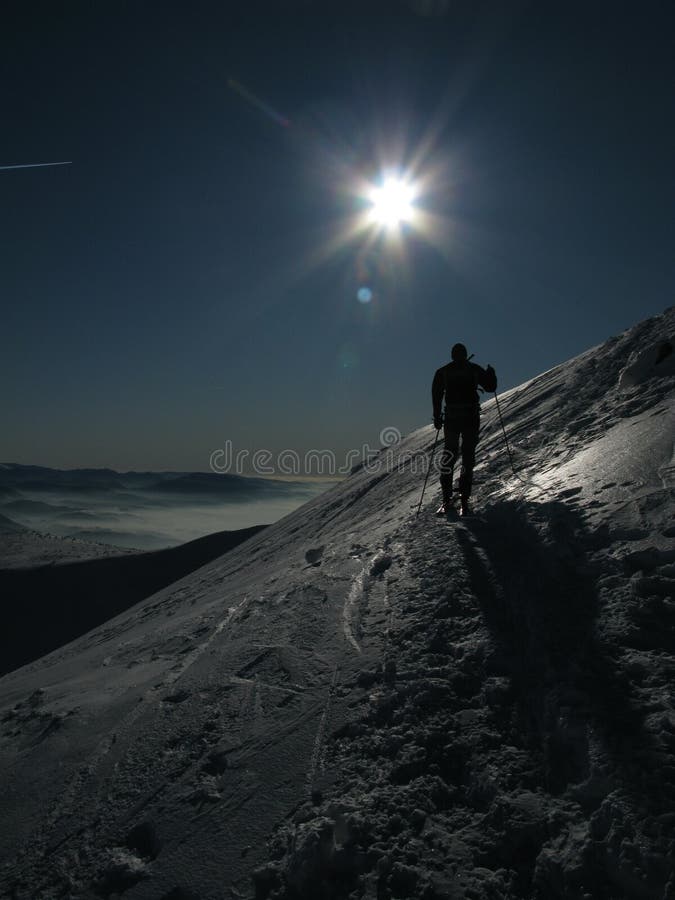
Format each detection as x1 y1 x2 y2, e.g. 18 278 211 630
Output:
0 308 673 900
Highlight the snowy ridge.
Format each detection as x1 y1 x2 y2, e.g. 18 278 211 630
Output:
0 307 673 899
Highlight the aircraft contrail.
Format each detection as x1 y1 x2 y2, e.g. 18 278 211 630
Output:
227 78 290 128
0 160 72 171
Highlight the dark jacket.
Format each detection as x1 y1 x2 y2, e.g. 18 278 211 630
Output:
432 360 497 420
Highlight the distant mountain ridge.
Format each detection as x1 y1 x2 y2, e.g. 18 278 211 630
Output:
144 471 311 496
0 464 126 492
0 463 298 495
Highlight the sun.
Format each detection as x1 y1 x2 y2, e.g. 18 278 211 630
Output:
368 177 416 229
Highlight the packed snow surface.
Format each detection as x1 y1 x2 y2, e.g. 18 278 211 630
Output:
0 308 673 899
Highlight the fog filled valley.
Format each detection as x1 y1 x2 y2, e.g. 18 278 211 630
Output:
0 468 328 552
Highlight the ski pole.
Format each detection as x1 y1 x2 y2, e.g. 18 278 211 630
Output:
493 390 522 481
416 426 441 518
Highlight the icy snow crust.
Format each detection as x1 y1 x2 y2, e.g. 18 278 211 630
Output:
0 308 673 899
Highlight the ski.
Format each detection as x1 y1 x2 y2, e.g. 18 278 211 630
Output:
436 500 459 518
434 494 482 521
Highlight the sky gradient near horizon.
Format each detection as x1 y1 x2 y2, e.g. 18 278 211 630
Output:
2 0 674 472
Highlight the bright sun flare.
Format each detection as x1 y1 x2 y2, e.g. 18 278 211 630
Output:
368 177 416 229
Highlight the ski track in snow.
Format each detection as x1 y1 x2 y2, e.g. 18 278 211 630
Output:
343 570 366 654
306 662 340 795
165 592 252 685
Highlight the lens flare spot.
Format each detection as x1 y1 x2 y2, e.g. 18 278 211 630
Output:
357 286 373 303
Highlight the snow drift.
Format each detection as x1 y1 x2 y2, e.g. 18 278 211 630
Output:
0 307 673 900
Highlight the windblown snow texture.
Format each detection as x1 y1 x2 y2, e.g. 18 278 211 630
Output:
0 308 673 899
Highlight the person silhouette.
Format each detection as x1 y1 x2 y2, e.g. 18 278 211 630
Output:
432 343 497 515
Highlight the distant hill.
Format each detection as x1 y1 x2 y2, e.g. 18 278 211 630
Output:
0 463 309 498
0 512 25 533
0 524 267 676
0 466 124 492
0 529 135 570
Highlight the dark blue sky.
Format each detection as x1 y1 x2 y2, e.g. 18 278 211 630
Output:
2 0 674 471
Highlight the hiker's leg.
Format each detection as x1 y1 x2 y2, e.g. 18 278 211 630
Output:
440 420 460 504
458 414 480 499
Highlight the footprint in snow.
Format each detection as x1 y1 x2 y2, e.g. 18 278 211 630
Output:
558 486 583 499
305 546 324 566
125 820 161 860
162 690 191 704
370 552 393 577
